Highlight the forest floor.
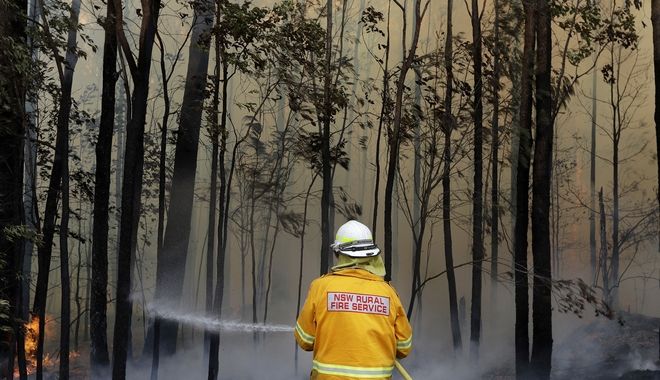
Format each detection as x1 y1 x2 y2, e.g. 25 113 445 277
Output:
553 311 660 380
13 312 660 379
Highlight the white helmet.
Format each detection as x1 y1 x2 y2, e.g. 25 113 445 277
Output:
331 220 381 258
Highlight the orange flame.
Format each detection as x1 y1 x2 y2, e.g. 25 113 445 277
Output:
13 315 79 378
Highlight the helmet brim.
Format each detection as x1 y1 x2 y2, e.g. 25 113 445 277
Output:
336 246 381 258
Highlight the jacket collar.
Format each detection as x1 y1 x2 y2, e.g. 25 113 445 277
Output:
330 268 385 282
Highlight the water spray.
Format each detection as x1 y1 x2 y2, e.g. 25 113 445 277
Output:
143 301 294 333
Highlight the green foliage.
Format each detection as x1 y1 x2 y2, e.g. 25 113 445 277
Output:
553 278 614 319
550 0 640 113
209 0 324 77
293 130 349 174
2 225 42 247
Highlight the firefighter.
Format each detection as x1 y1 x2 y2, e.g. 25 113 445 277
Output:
294 220 413 379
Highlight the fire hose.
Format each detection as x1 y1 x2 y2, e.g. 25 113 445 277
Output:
394 360 413 380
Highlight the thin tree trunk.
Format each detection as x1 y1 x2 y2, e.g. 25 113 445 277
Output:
590 30 598 283
84 224 91 342
515 1 536 377
32 1 81 375
263 117 293 324
144 23 190 361
320 0 333 276
59 109 71 380
74 201 82 351
206 58 219 323
608 42 620 307
530 0 553 376
469 0 484 360
58 2 81 376
21 0 40 332
599 188 610 301
111 0 162 375
351 0 367 207
202 16 221 357
90 0 117 367
490 0 501 292
294 176 317 371
207 52 229 380
411 1 424 305
385 0 425 281
653 0 660 252
145 32 171 378
156 0 214 353
371 0 392 237
442 0 462 353
509 64 521 252
249 137 260 335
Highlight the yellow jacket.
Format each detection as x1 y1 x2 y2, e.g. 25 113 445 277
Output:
295 268 413 379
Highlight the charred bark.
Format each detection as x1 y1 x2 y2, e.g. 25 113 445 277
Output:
442 0 462 352
371 0 392 238
58 8 82 375
0 0 26 376
469 0 484 359
514 1 536 377
384 0 425 282
652 0 660 352
32 1 80 375
320 0 333 276
530 0 553 377
207 48 229 380
653 0 660 237
59 102 71 380
490 0 501 291
90 0 118 367
599 188 610 301
111 0 162 375
156 0 214 353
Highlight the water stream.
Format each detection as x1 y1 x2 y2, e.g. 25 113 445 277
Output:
143 301 294 333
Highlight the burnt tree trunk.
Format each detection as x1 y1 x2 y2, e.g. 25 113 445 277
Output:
320 0 333 276
59 102 71 380
589 7 598 283
530 0 553 377
514 1 536 377
442 0 462 353
207 48 229 380
111 0 162 375
203 8 221 358
652 0 660 354
58 5 82 375
384 0 424 281
0 0 26 376
599 188 610 301
469 0 484 360
156 0 214 354
32 4 80 376
90 0 117 368
654 0 660 229
490 0 501 292
371 0 392 238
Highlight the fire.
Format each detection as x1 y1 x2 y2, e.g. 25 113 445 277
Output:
13 315 79 378
24 315 39 369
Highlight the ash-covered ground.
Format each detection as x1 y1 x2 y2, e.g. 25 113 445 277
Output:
553 312 660 380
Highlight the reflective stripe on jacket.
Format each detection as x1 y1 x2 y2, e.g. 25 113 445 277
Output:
294 268 413 379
